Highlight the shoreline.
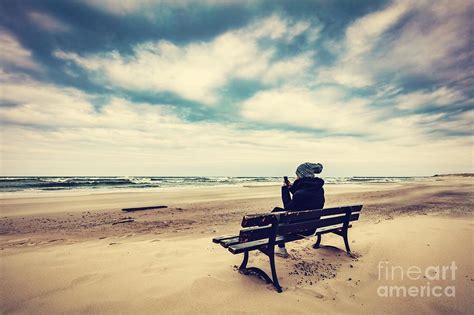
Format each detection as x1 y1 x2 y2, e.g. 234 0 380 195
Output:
0 182 416 217
1 175 471 243
0 175 436 199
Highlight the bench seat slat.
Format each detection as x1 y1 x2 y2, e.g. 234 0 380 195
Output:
220 236 240 248
212 234 239 243
226 224 354 252
228 234 306 254
315 224 352 235
228 239 269 254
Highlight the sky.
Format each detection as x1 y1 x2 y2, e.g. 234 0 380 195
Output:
0 0 472 176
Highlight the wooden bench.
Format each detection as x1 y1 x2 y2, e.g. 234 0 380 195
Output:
212 205 363 292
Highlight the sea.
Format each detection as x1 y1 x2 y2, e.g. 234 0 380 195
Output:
0 176 429 194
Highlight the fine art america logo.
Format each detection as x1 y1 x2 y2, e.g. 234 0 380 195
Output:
377 261 457 297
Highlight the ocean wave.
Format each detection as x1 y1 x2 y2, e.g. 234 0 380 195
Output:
0 176 427 193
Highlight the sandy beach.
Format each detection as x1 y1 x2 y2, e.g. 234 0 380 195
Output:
1 175 473 314
2 0 472 313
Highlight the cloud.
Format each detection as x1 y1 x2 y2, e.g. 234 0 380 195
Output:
0 79 177 129
394 87 467 110
317 0 411 87
247 14 312 42
241 86 378 135
261 53 314 85
0 1 471 176
0 30 42 71
344 0 410 60
54 14 318 104
432 109 474 134
80 0 159 15
56 34 266 104
239 84 473 146
27 11 69 32
81 0 246 15
2 75 471 176
0 77 338 174
381 0 473 81
317 0 473 89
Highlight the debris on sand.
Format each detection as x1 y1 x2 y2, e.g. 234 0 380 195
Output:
122 205 167 212
290 260 341 285
112 217 135 225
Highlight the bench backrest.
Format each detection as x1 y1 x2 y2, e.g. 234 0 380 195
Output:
239 205 362 243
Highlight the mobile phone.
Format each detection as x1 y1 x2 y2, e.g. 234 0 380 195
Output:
283 176 290 186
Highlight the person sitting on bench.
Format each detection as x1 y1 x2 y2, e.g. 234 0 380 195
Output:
275 162 325 258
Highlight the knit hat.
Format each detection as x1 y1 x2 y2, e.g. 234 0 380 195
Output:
296 162 323 178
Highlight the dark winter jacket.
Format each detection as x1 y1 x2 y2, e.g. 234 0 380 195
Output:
281 177 325 211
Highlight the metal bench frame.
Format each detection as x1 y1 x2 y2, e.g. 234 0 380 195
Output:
238 214 282 292
213 205 362 293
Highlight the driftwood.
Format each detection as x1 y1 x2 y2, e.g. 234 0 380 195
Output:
122 205 168 212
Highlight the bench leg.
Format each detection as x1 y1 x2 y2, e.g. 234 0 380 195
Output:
313 234 322 249
342 230 351 254
330 229 353 255
269 251 283 293
238 250 283 293
239 251 249 271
